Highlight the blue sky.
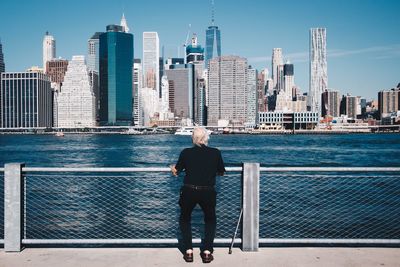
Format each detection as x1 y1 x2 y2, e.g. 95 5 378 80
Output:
1 0 399 100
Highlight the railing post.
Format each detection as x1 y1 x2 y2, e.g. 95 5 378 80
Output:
242 162 259 252
4 163 25 252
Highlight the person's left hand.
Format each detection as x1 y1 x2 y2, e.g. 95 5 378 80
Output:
170 164 178 176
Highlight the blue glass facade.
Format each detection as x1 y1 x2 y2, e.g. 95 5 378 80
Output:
99 26 133 126
205 26 221 68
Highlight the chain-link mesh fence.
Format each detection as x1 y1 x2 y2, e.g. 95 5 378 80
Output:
24 171 241 241
0 173 3 241
259 172 400 240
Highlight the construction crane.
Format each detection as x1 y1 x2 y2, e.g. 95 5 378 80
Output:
178 24 191 60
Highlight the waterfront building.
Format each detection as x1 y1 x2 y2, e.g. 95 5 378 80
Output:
340 94 360 120
246 66 257 126
205 2 221 68
143 32 160 93
258 111 319 130
1 71 52 128
309 28 327 116
99 24 133 126
321 89 340 118
43 32 56 73
272 48 283 90
378 87 400 119
164 64 195 122
208 56 247 125
87 32 102 73
133 59 143 126
58 56 96 128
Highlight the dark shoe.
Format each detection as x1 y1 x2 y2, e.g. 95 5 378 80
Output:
183 252 194 262
200 252 214 263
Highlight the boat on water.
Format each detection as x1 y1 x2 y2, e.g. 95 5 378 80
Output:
55 132 64 137
123 128 143 135
175 127 213 136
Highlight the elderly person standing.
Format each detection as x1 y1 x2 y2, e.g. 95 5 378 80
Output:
171 127 225 263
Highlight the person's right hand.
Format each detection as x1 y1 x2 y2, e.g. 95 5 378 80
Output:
170 164 178 177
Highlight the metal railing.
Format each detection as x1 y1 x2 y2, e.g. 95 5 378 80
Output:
2 164 400 252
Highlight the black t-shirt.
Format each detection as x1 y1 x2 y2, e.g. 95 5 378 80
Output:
175 144 225 186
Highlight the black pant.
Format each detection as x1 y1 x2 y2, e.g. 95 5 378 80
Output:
179 186 217 253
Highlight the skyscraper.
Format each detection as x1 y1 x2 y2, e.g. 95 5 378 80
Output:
43 32 56 73
142 32 160 93
309 28 327 116
46 59 69 85
205 1 221 68
99 24 134 126
164 64 195 121
0 38 5 73
246 66 257 126
378 87 400 119
208 56 247 125
1 71 52 128
0 39 4 124
321 89 340 117
87 32 102 73
283 61 294 96
58 56 96 128
272 48 283 91
133 59 143 126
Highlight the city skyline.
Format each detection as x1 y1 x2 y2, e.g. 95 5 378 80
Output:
0 0 399 100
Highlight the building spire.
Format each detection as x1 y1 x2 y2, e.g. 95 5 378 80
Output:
120 13 130 33
211 0 215 25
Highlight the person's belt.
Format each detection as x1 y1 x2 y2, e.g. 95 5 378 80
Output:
184 184 214 190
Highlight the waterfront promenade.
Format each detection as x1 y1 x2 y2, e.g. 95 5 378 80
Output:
1 247 400 267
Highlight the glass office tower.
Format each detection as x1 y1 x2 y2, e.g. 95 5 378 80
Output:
99 25 133 125
205 26 221 68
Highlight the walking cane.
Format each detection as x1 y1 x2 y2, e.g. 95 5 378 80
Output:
229 208 243 254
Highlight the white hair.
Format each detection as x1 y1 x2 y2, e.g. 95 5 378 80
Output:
192 127 209 146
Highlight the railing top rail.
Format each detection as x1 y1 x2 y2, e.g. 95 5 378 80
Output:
259 167 400 172
20 166 243 172
1 166 396 173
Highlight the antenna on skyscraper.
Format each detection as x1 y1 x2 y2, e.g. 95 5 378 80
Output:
211 0 215 25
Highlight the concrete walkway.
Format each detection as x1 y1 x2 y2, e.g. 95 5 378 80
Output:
1 247 400 267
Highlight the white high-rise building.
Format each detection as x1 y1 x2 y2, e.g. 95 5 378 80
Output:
309 28 327 116
133 59 143 126
246 66 257 126
43 32 56 73
140 87 158 126
143 32 160 94
208 56 247 125
272 48 283 90
159 75 173 121
58 56 96 128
